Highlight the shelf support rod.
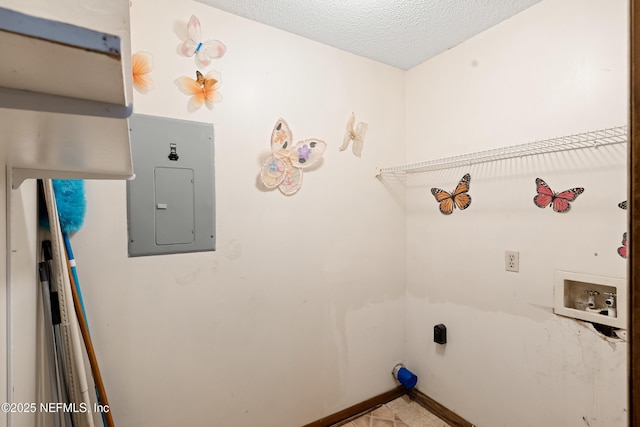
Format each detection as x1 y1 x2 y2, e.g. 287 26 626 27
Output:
0 87 132 119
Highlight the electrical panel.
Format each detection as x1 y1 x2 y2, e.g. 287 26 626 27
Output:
127 114 215 257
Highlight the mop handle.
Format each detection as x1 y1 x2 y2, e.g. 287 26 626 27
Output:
44 244 75 427
62 232 109 427
66 263 115 427
63 234 89 328
38 263 62 427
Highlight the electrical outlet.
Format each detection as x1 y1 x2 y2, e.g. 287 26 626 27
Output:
505 251 519 272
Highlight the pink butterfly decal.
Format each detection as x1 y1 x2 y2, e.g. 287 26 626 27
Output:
340 112 368 157
533 178 584 213
181 15 227 67
259 118 326 195
618 232 627 258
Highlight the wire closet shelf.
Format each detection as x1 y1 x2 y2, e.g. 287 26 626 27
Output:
375 125 628 176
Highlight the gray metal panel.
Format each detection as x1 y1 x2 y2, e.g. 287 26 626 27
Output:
127 114 215 257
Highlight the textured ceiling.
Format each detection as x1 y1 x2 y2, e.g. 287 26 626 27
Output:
196 0 542 70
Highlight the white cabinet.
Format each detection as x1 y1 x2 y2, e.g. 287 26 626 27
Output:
0 1 133 188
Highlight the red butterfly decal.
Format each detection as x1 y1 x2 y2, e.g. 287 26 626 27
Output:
618 232 627 259
533 178 584 213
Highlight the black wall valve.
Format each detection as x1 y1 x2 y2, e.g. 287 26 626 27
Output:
434 324 447 344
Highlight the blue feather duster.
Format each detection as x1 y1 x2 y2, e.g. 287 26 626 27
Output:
39 179 86 233
52 180 86 233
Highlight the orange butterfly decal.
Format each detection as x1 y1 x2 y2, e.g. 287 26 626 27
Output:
431 173 472 215
176 70 222 110
132 51 154 93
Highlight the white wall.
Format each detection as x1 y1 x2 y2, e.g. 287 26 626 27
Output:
404 0 628 426
59 1 407 426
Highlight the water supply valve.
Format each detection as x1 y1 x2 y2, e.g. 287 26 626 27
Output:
585 290 599 309
603 292 617 317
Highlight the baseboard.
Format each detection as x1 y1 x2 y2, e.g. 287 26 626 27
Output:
408 388 475 427
302 386 407 427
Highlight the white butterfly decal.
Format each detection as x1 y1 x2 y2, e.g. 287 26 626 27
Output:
260 118 326 195
339 112 368 157
181 15 227 67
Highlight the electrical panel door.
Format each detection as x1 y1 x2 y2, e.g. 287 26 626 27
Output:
127 114 215 256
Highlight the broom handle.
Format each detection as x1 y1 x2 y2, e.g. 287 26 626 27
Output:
63 234 109 427
66 263 115 427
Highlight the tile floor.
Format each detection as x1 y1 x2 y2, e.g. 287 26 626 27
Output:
333 395 451 427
